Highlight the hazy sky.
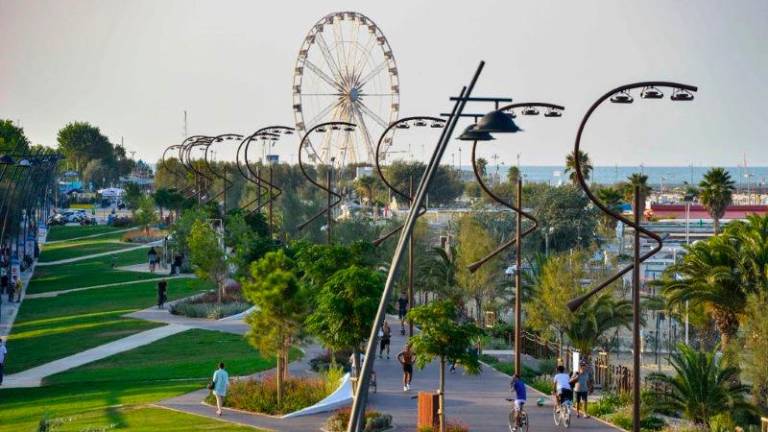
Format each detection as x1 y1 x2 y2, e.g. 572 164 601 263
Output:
1 0 767 167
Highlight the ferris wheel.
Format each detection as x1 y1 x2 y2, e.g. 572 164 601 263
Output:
292 11 400 167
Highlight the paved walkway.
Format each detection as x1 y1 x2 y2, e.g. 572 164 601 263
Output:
0 264 35 338
2 324 190 388
36 240 162 266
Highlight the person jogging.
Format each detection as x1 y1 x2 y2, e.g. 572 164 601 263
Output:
397 344 414 392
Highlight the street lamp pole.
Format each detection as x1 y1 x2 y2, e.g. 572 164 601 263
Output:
565 82 697 432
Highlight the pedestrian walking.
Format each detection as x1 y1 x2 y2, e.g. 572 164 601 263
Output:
14 277 22 303
7 276 16 304
1 267 8 301
572 361 593 418
397 292 409 335
0 338 7 386
157 279 168 309
209 362 229 416
397 343 414 392
147 247 158 273
379 321 391 359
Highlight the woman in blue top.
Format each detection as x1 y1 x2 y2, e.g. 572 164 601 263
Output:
212 362 229 416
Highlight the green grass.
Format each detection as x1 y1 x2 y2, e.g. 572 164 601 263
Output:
46 224 135 242
29 248 160 294
7 278 212 373
0 381 264 432
39 238 136 263
46 329 279 385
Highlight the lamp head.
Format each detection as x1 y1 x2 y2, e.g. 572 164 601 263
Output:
0 155 15 165
457 124 494 141
475 110 522 134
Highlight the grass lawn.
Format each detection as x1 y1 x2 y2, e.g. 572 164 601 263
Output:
46 329 280 385
46 224 136 242
7 278 212 374
28 248 160 294
38 237 136 263
0 381 253 432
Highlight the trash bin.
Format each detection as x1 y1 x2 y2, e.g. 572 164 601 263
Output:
417 391 439 430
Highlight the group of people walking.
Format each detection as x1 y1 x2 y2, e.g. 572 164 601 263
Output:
0 268 22 303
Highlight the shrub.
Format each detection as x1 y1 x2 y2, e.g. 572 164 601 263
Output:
122 228 165 243
324 407 392 432
529 375 552 394
110 216 134 227
537 358 557 375
415 420 469 432
170 300 250 319
709 413 736 432
309 350 352 372
207 375 328 415
320 366 345 396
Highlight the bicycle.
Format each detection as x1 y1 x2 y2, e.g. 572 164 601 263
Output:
552 393 572 428
505 398 529 432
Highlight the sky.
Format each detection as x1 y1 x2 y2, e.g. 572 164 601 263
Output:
1 0 767 167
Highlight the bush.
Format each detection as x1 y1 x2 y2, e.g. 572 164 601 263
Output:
529 375 552 394
170 300 250 319
537 358 557 375
110 216 134 227
309 350 352 372
207 375 328 415
709 413 736 432
416 420 469 432
122 228 165 243
325 407 392 432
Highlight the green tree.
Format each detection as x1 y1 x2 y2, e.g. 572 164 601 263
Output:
659 235 745 351
416 246 462 303
170 208 208 257
506 165 520 185
306 266 383 377
565 293 633 355
242 250 308 408
123 183 143 213
82 159 113 190
476 157 488 179
57 122 115 172
530 185 597 254
384 160 463 206
564 150 593 185
354 174 379 206
741 293 768 412
188 219 227 303
134 195 158 235
699 168 736 234
648 344 750 426
455 214 501 324
595 185 624 229
153 188 173 220
624 173 652 220
0 119 30 154
407 300 483 432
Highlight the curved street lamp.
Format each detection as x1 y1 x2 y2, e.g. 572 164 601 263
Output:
181 136 215 203
565 81 697 432
465 101 565 377
296 121 356 244
373 116 446 337
238 126 294 235
203 133 243 213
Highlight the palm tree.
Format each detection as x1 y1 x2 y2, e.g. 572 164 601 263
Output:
565 293 634 355
354 175 378 206
564 150 593 185
648 344 749 426
416 246 462 303
725 214 768 293
506 165 520 184
595 186 624 229
658 236 746 351
699 167 735 234
624 173 652 220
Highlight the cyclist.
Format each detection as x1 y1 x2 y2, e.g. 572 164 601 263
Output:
510 373 527 429
552 365 573 412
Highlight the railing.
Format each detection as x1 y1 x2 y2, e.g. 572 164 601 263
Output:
520 331 575 372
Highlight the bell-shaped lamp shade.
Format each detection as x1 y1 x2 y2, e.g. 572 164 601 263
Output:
474 110 522 134
457 124 495 141
0 155 15 165
18 159 32 167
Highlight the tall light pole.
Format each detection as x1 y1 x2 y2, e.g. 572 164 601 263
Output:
463 102 565 376
372 116 446 338
296 121 357 244
566 82 697 432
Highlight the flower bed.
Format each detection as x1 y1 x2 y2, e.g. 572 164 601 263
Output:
170 289 251 319
122 228 166 243
325 407 392 432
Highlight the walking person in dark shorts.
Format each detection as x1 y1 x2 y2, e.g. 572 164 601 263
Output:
397 293 408 335
572 361 592 418
157 279 168 309
147 247 158 273
397 344 414 392
379 321 391 359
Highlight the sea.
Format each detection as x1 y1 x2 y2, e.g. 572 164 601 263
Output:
471 165 768 188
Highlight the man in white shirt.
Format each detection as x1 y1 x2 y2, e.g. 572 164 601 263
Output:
552 365 573 407
0 338 7 385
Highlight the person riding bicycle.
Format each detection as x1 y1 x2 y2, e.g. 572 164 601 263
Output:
510 373 527 428
552 365 573 411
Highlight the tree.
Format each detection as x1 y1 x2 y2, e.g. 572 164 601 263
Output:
624 173 652 220
726 214 768 294
476 157 488 179
82 159 112 190
354 174 379 206
648 344 750 426
407 300 483 432
57 122 115 172
188 220 228 303
564 150 593 185
699 168 735 234
506 166 520 185
416 246 462 303
565 292 633 355
0 119 30 154
134 195 158 235
242 250 308 408
741 293 768 412
306 266 383 378
659 235 746 352
153 188 173 220
171 208 208 257
595 186 624 229
123 183 143 213
455 214 501 324
384 161 463 206
529 185 598 254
